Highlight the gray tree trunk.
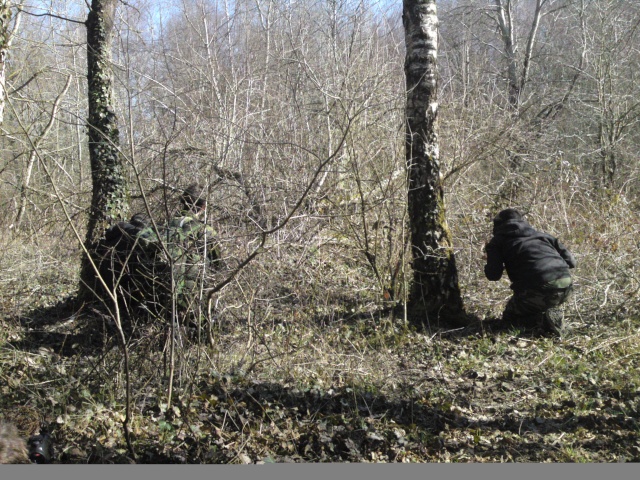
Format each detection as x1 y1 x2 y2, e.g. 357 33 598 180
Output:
0 1 9 127
403 0 464 326
79 0 129 299
0 0 18 127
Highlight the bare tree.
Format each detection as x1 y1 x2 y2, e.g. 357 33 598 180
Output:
584 0 640 187
403 0 464 325
490 0 558 113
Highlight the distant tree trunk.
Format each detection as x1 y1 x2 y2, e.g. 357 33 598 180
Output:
403 0 465 325
0 1 19 127
493 0 520 111
493 0 546 113
78 0 129 300
0 0 11 127
491 0 547 176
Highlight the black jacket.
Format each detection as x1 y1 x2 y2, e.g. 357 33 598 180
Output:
484 219 576 292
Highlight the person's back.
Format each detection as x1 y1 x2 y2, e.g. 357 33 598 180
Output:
484 209 576 335
485 214 576 292
97 214 149 298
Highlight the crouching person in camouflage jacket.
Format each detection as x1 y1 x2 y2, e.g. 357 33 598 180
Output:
167 184 221 311
136 184 221 319
484 209 576 336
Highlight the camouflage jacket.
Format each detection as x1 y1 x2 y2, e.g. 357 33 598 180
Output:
136 216 220 295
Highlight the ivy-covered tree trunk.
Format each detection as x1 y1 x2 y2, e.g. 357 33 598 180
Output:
78 0 129 300
403 0 465 325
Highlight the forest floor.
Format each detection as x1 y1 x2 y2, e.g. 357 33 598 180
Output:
1 267 640 464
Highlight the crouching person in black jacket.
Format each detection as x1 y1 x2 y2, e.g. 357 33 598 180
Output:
484 209 576 335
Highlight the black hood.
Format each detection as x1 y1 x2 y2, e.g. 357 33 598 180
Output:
493 218 537 237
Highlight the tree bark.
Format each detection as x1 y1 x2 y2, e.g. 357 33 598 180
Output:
0 1 20 127
403 0 464 326
0 0 10 127
79 0 129 299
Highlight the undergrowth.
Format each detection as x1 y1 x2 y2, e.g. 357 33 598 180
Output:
1 185 639 463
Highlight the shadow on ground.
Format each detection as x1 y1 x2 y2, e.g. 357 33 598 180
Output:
7 296 118 357
124 378 640 463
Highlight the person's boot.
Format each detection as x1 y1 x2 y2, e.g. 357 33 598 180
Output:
542 308 565 336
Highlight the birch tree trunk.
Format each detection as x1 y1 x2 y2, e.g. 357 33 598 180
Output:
0 0 10 127
0 1 20 127
79 0 129 299
403 0 465 326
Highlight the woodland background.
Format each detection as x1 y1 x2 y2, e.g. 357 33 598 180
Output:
1 0 640 463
